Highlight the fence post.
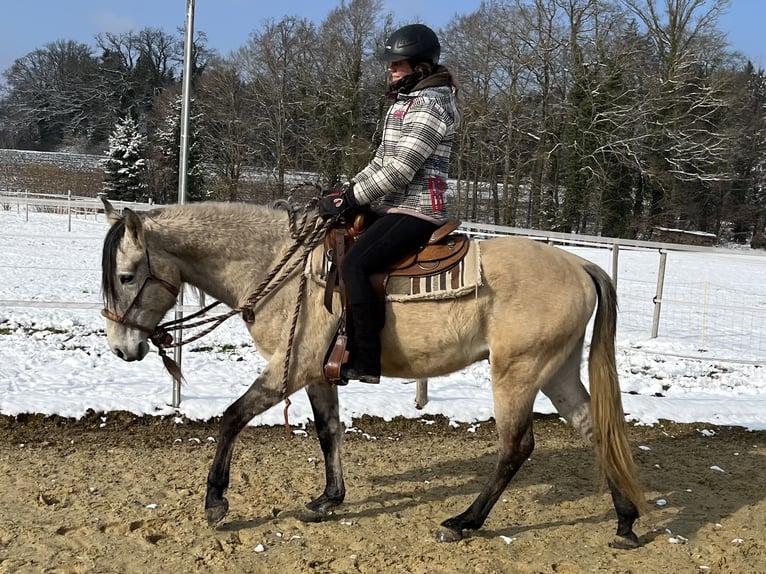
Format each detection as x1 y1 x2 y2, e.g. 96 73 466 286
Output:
611 243 620 289
651 250 668 338
701 280 709 348
415 379 428 409
67 189 72 232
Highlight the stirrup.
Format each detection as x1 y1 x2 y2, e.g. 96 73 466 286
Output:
324 333 349 384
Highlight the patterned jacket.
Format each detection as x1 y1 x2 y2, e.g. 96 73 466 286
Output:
350 83 460 223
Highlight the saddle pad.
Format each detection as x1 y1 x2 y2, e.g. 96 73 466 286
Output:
306 239 483 302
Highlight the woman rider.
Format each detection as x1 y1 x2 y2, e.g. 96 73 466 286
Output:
318 23 460 384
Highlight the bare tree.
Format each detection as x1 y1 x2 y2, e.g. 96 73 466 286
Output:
236 16 318 196
95 28 185 123
1 40 100 150
310 0 385 184
446 1 517 223
621 0 733 231
196 58 251 200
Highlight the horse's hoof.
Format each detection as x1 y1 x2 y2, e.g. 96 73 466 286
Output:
435 526 463 543
297 507 333 523
608 532 641 549
205 498 229 527
304 494 342 518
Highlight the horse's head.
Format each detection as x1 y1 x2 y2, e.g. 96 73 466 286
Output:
100 198 180 361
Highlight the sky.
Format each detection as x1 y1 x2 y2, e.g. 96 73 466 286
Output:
0 0 765 81
1 207 765 432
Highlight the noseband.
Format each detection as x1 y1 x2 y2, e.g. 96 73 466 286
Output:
101 248 179 342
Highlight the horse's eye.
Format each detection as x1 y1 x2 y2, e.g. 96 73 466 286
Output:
119 273 134 285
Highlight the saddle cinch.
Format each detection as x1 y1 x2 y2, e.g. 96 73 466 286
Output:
322 214 468 382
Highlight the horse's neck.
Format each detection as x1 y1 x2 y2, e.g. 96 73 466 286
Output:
149 209 291 308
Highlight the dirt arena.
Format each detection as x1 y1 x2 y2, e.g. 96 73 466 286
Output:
1 412 764 573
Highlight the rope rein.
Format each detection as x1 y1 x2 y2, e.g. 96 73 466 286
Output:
154 206 327 349
143 188 331 407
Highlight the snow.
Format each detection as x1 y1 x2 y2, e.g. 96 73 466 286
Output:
1 209 765 430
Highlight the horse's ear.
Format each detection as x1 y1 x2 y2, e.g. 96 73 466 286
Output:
100 196 122 226
123 208 146 249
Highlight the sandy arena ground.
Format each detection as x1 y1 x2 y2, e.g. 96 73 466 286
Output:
1 412 764 573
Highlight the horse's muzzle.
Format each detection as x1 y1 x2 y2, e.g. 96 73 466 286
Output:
111 340 149 362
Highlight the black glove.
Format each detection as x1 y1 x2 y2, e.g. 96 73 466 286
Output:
317 184 358 220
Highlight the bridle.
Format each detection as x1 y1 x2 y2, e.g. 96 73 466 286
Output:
100 193 330 421
101 248 179 344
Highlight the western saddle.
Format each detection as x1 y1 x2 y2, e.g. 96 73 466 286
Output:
322 213 468 382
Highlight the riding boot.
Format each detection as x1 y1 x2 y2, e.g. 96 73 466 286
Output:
341 300 383 384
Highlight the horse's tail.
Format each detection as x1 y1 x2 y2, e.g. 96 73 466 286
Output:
584 263 648 516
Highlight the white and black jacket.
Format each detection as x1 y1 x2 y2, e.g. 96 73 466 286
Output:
350 81 460 223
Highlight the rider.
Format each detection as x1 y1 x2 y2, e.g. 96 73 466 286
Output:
318 23 460 384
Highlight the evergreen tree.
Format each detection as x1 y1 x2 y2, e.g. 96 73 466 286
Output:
103 115 148 201
741 66 766 247
560 49 593 234
149 93 206 203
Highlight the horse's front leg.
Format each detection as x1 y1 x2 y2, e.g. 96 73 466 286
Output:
205 373 283 526
301 383 345 521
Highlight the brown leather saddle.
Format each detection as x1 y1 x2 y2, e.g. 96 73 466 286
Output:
322 214 468 382
322 216 468 307
382 219 467 276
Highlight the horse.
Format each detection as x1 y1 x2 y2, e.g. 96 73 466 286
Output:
99 198 647 547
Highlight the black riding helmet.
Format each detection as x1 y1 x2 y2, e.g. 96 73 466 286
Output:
379 24 440 66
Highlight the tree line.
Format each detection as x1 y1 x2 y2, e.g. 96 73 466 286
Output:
1 0 764 245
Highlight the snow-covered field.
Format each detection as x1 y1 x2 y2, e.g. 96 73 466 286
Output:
1 208 765 430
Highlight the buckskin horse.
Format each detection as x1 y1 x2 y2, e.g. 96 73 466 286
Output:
99 198 647 547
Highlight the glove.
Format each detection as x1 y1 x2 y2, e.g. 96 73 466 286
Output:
317 184 358 220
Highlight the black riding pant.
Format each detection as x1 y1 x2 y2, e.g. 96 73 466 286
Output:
342 213 439 307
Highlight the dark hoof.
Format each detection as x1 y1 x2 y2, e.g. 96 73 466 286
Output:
297 507 333 523
304 494 342 518
609 532 641 549
205 498 229 526
435 526 464 543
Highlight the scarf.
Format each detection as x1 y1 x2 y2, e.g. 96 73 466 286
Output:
386 65 456 99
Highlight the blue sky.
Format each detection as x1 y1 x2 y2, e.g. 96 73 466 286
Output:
1 0 764 77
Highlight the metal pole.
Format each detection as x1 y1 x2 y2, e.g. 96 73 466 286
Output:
610 243 619 290
171 0 195 408
651 250 667 339
415 379 428 409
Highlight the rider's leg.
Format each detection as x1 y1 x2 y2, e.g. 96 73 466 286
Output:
341 213 438 383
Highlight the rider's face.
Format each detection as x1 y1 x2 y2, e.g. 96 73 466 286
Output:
388 60 414 84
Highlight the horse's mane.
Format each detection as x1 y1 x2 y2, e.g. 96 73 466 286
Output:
148 202 287 229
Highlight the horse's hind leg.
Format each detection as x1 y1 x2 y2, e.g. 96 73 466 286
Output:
437 380 537 543
542 343 640 548
541 340 593 444
205 373 283 526
301 384 346 520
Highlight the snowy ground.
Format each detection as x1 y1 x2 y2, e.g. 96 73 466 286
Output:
1 208 765 430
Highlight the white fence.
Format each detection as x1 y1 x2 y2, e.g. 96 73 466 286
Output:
0 191 153 227
3 192 766 358
2 193 766 407
458 221 766 361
